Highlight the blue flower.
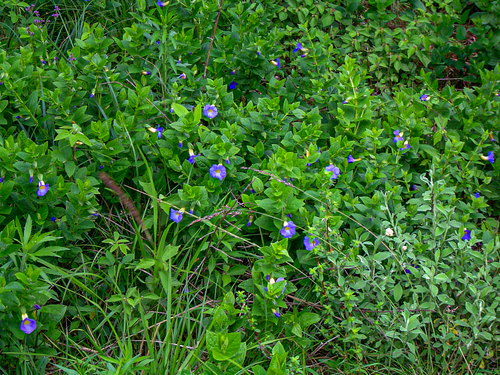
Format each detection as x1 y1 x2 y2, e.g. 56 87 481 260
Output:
225 158 230 164
209 164 226 181
474 192 480 198
170 208 184 223
179 140 183 148
348 154 360 163
271 57 281 69
203 104 218 119
231 70 235 75
480 151 495 163
280 221 296 238
188 149 200 164
37 181 49 197
405 268 411 274
179 73 186 79
0 177 3 183
148 126 163 138
419 94 430 101
264 276 287 295
141 71 151 75
50 217 56 222
157 1 169 6
342 99 348 104
20 314 36 334
33 304 41 310
399 141 410 151
257 51 261 56
29 175 33 184
229 81 237 89
272 308 280 318
462 229 471 241
325 164 340 179
156 40 160 45
304 236 319 251
293 42 303 53
393 130 404 143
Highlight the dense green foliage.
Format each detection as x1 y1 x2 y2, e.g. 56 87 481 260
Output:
0 0 499 373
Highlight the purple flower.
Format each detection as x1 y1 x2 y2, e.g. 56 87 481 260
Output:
203 104 218 119
272 309 280 318
480 151 495 163
170 208 183 223
257 51 261 56
246 221 251 227
50 217 56 222
420 94 430 101
231 70 235 75
142 71 151 75
209 164 226 181
411 184 417 191
229 81 237 89
20 316 36 334
325 164 340 179
342 99 348 104
304 236 319 251
489 133 495 142
405 268 411 274
179 140 183 148
225 158 230 164
29 175 33 184
157 1 169 6
474 192 480 198
90 93 95 98
280 221 296 238
293 42 303 53
33 304 41 310
37 181 49 197
393 130 404 143
462 229 471 241
179 73 186 79
0 177 3 183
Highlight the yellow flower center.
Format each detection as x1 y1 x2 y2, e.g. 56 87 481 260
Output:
208 109 213 113
23 320 31 325
216 169 220 173
284 226 289 231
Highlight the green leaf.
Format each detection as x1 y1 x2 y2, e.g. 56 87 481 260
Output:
393 283 403 302
299 312 320 328
160 245 179 262
135 258 156 270
373 252 391 261
172 103 189 117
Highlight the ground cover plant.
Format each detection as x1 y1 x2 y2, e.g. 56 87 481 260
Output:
0 0 499 374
